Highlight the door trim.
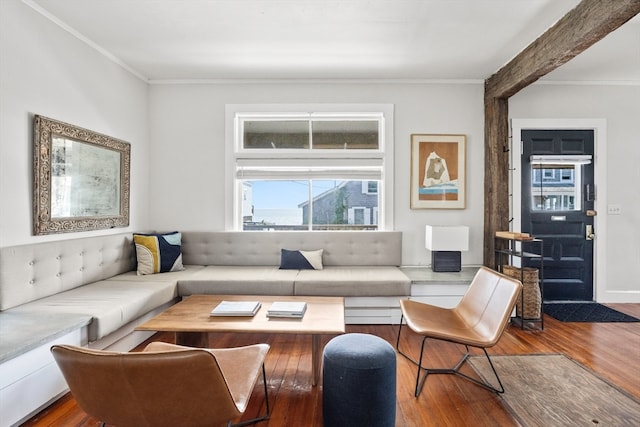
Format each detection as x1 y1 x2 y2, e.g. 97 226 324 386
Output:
511 119 607 302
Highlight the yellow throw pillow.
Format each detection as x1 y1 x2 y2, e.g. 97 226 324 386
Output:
133 232 184 275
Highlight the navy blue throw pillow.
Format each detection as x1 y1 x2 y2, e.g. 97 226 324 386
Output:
279 249 324 270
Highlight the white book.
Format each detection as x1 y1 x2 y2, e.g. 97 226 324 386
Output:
210 300 261 317
267 301 307 318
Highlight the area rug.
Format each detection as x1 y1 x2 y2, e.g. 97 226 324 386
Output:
543 302 640 322
468 354 640 427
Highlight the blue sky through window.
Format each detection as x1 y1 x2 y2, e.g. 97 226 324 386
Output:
251 180 344 209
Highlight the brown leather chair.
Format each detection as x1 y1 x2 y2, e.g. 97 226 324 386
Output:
396 266 522 396
51 341 270 427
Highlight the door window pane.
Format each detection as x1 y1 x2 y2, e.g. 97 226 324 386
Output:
531 164 581 211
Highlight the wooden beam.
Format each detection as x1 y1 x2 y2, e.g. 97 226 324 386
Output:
486 0 640 98
483 96 509 268
483 0 640 266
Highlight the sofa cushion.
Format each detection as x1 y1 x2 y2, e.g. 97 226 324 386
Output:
177 266 297 296
294 266 411 297
133 232 184 275
106 265 205 283
9 280 178 342
280 249 324 270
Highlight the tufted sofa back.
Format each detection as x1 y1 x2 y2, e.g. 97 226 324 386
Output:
0 233 135 311
181 231 402 267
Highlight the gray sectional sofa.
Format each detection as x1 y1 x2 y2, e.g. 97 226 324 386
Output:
0 230 409 426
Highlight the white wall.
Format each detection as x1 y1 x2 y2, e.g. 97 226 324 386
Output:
148 82 486 266
0 0 150 246
510 83 640 302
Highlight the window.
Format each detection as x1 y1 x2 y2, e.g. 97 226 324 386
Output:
226 104 394 230
531 165 580 211
529 155 591 212
363 181 378 194
243 119 379 150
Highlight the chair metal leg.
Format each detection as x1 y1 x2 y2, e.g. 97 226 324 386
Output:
262 363 270 415
396 316 425 396
396 319 505 396
230 363 270 427
454 347 505 395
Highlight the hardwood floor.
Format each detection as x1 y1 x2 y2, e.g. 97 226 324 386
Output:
23 304 640 427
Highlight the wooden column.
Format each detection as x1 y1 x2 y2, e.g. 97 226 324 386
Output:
483 96 509 268
482 0 640 266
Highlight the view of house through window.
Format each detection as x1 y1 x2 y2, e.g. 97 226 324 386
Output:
243 180 379 230
229 106 392 231
531 164 580 211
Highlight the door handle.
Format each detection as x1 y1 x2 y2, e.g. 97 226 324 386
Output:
586 225 595 240
585 184 595 202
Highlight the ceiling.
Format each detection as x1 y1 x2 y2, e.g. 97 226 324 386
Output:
26 0 640 83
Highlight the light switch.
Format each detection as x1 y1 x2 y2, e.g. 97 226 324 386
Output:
607 205 622 215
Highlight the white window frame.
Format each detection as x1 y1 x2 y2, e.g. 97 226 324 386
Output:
225 104 394 230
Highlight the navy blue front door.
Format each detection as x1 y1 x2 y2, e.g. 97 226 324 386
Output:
521 129 595 301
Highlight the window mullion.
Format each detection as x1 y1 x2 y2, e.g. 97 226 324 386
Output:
308 180 313 231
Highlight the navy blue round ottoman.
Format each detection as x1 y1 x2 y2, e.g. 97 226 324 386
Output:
322 333 396 427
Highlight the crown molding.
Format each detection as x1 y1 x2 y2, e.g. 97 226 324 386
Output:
21 0 148 83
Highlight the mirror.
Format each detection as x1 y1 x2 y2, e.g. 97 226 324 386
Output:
33 115 130 235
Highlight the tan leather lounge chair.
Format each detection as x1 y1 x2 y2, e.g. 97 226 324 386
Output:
396 266 522 396
51 341 270 427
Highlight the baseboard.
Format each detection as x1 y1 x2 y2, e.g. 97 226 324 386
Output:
596 291 640 304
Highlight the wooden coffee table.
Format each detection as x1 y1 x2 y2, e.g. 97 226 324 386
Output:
136 295 345 385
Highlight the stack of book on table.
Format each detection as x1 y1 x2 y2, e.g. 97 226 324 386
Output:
210 300 262 317
267 301 307 318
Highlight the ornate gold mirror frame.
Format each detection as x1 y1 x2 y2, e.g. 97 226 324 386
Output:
33 115 131 235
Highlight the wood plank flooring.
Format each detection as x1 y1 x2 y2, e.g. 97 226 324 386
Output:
22 304 640 427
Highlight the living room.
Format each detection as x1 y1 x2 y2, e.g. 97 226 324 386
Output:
1 0 638 304
1 0 639 426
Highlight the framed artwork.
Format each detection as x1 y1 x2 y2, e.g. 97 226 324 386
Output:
411 134 466 209
33 115 131 234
